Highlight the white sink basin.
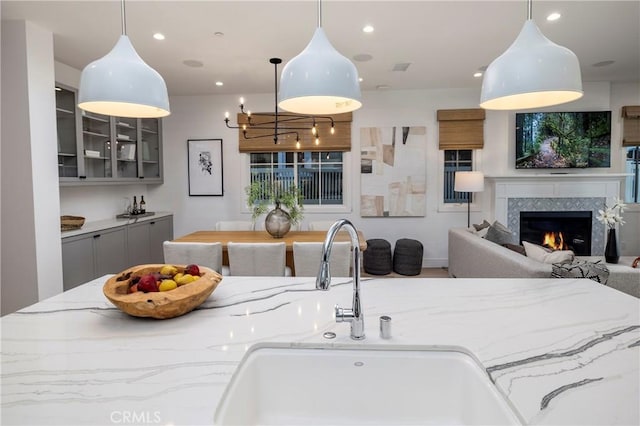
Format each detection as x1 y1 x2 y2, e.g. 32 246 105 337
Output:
214 344 523 425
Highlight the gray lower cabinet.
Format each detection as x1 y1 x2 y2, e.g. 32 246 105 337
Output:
149 216 173 262
61 215 174 291
62 226 128 291
127 216 173 265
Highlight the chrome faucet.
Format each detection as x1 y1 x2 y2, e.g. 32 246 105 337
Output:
316 219 365 340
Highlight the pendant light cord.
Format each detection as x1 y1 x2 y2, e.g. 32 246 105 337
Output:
274 59 279 142
317 0 322 28
121 0 127 35
527 0 532 20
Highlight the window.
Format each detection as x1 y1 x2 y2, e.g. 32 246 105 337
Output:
625 146 639 203
249 151 343 206
443 149 473 203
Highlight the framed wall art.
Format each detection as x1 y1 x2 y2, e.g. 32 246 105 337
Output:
360 126 427 217
187 138 224 196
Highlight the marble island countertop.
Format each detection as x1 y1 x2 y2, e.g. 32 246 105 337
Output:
1 276 638 425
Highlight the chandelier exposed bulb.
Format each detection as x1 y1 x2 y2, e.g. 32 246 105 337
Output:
224 58 339 147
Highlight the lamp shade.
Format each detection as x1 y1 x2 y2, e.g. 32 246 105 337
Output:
78 35 170 118
454 171 485 193
480 20 583 110
278 28 362 115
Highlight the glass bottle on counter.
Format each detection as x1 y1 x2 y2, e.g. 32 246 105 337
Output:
132 196 138 215
139 196 146 214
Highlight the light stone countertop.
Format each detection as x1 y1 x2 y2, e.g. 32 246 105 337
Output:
1 275 638 425
60 211 174 238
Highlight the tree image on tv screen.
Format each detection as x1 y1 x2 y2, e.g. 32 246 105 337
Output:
515 112 611 169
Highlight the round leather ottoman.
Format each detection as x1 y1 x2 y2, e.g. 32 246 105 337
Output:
393 238 423 276
363 239 392 275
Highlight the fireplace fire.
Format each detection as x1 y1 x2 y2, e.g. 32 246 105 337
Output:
542 231 568 251
520 211 592 255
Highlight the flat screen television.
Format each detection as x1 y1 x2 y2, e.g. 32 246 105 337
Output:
515 111 611 169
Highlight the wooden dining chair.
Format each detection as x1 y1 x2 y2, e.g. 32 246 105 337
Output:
293 241 351 277
162 241 224 275
307 220 339 231
227 242 290 276
215 221 255 231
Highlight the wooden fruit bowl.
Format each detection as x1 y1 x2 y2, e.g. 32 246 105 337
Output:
103 264 222 319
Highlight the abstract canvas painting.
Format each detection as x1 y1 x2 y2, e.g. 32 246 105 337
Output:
360 126 427 217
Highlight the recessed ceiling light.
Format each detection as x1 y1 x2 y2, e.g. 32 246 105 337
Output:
473 72 483 78
153 33 165 40
214 32 224 37
183 59 204 68
215 81 224 86
376 84 390 90
353 53 373 62
362 25 374 33
546 12 561 21
358 77 363 82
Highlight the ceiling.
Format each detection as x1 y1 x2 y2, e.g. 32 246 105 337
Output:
2 1 639 97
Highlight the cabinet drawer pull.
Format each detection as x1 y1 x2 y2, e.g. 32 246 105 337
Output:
79 176 87 179
150 221 155 225
93 234 101 238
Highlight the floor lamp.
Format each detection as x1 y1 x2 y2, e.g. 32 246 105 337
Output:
454 171 485 228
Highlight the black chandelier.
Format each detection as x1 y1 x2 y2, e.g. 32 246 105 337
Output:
224 58 336 148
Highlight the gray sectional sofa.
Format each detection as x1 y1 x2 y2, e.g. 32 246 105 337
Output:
448 227 639 298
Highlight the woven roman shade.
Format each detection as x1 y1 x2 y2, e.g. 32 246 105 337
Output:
622 106 640 147
437 109 485 150
237 112 352 153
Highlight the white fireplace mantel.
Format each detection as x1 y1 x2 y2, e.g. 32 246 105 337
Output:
488 174 628 224
487 174 629 255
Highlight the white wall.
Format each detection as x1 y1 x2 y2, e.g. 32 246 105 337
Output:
147 81 637 265
1 20 62 315
55 70 639 265
611 82 640 255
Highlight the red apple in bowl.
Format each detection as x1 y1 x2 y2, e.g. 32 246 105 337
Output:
137 274 159 293
185 264 200 276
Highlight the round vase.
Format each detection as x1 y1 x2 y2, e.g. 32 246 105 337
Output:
265 203 291 238
604 228 619 264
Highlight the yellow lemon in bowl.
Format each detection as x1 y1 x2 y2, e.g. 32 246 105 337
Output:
159 279 178 292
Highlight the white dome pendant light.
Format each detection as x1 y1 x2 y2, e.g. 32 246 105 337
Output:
78 0 170 118
278 0 362 115
480 0 582 110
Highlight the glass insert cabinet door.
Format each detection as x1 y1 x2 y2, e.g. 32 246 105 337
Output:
115 117 139 179
82 111 112 178
140 118 161 180
56 85 79 178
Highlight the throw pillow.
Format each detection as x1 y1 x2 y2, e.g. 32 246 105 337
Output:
476 227 490 238
523 241 575 264
502 243 526 256
484 221 515 245
551 260 610 285
473 220 491 232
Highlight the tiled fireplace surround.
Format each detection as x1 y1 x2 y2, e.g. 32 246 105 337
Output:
489 174 627 256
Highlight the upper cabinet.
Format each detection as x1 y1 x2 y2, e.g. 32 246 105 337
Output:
56 84 81 178
82 111 112 179
56 83 163 185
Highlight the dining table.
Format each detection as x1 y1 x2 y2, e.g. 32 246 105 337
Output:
172 230 367 274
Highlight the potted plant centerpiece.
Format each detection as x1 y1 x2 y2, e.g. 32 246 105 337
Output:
246 180 303 238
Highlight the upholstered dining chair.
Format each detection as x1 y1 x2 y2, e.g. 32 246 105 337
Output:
227 242 290 276
215 221 254 231
163 241 225 274
307 220 339 231
293 241 351 277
